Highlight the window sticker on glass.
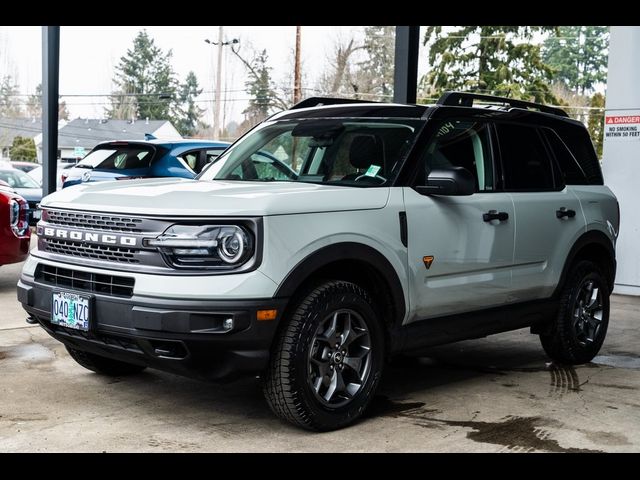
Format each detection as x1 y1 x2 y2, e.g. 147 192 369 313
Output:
365 165 381 177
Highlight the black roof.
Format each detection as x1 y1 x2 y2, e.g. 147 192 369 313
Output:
272 93 579 126
272 102 428 121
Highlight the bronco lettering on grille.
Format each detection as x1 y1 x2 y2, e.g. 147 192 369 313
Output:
42 227 137 246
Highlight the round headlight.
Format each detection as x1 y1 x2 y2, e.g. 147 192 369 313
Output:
218 230 246 264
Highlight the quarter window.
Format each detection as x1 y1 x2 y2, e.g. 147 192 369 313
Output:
543 129 588 185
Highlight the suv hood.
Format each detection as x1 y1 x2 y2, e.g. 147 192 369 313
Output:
40 178 390 216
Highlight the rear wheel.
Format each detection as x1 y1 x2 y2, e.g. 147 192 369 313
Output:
66 346 147 376
264 280 384 431
540 260 610 364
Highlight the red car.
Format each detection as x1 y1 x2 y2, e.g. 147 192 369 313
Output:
0 181 31 266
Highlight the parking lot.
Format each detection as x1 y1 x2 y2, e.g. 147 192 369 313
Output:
1 252 639 452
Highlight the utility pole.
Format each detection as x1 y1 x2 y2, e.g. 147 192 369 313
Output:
293 26 302 104
214 26 224 139
206 29 238 139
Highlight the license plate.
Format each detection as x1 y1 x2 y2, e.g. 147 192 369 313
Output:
51 291 91 331
32 210 41 220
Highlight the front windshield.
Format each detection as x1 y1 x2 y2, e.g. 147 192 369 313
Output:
200 118 423 187
0 169 41 188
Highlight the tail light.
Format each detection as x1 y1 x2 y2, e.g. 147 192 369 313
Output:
9 198 29 237
61 172 69 184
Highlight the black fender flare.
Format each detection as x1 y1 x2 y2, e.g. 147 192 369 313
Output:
554 230 616 296
274 242 406 326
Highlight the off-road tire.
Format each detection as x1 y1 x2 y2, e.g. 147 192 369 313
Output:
264 280 384 431
540 260 610 364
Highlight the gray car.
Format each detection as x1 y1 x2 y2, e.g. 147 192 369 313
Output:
0 168 42 225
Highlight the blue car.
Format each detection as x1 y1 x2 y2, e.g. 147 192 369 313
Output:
62 139 231 188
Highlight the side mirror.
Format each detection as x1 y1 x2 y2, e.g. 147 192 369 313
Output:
415 167 475 196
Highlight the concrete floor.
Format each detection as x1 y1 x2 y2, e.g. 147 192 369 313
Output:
1 254 639 452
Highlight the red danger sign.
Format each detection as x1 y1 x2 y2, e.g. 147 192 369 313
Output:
605 113 640 141
606 115 640 124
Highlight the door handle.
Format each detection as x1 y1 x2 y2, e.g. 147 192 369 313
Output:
556 207 576 219
483 210 509 222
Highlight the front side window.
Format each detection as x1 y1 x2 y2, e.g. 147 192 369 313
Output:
200 118 423 186
496 123 555 191
418 119 495 192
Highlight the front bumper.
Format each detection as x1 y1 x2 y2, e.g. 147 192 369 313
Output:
0 235 29 266
18 277 287 381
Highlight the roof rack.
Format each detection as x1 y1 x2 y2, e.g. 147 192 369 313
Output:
437 91 569 118
290 97 377 110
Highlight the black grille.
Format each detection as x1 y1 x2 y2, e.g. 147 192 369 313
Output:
35 264 135 297
45 210 143 233
27 202 40 225
44 238 140 264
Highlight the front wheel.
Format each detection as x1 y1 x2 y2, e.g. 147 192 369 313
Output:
540 260 610 364
263 280 384 431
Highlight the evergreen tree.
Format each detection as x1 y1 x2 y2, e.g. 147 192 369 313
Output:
58 100 70 121
358 26 395 99
235 49 286 128
106 30 178 121
26 84 42 118
25 84 70 120
588 92 605 159
543 26 609 95
0 75 21 117
422 26 558 103
175 71 204 137
9 136 36 161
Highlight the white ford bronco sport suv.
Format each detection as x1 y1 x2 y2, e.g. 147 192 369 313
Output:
18 92 619 431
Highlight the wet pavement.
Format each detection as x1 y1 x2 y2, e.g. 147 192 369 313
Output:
1 256 639 452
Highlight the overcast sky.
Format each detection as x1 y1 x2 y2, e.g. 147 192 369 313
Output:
1 26 416 126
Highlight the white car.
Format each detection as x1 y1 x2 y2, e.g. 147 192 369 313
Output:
18 93 619 430
27 162 77 191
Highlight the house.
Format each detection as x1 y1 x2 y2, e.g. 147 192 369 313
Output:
34 118 182 162
0 118 42 161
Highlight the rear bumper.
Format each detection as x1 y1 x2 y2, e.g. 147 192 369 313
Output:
18 277 287 381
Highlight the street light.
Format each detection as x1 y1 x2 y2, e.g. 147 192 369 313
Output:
205 29 239 139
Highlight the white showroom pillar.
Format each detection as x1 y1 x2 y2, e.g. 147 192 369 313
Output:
602 26 640 295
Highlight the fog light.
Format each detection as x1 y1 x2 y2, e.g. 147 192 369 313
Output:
223 318 234 330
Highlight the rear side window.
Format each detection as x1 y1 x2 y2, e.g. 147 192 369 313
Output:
543 129 589 185
496 123 555 191
179 150 201 172
84 145 155 170
205 149 224 163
